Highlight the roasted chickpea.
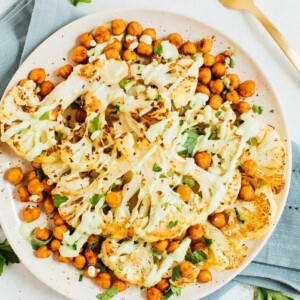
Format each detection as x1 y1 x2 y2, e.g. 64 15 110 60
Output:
167 33 184 49
196 84 210 96
167 241 180 253
111 19 127 35
194 151 212 170
87 234 100 250
188 224 204 240
156 278 169 292
225 90 240 104
27 178 44 194
242 160 257 176
42 178 54 193
22 206 40 223
227 73 240 90
35 228 52 241
122 49 137 61
209 79 224 94
238 80 256 97
215 53 226 64
44 195 56 214
18 79 29 86
223 49 233 57
27 170 36 181
137 42 153 56
72 45 88 64
96 272 112 289
112 280 127 291
35 246 51 258
105 191 123 208
191 242 209 255
73 254 86 269
17 186 30 202
53 225 68 240
49 239 61 251
53 212 65 226
127 21 143 36
181 41 197 55
211 62 226 78
197 38 213 54
239 184 255 201
153 38 164 49
203 54 216 67
79 32 94 49
152 240 169 252
58 64 73 79
176 185 192 202
209 212 228 228
94 26 111 43
6 167 24 185
28 68 46 85
104 40 122 59
147 287 163 300
180 261 194 278
31 161 41 169
39 81 54 97
197 269 212 283
198 67 212 85
237 101 251 113
84 249 97 265
208 94 223 110
142 28 156 41
58 255 73 263
241 177 250 186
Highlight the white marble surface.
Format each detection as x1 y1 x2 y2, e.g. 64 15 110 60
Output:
0 0 299 299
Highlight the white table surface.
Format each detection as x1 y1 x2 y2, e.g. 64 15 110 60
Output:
0 0 299 299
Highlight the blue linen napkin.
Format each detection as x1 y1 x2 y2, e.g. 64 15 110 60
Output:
0 0 300 298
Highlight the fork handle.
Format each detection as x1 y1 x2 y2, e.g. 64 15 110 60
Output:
247 3 300 73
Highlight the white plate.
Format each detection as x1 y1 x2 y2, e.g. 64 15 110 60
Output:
0 7 292 300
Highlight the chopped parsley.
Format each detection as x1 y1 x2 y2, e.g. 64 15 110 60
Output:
152 249 163 259
118 259 123 271
179 120 184 126
168 220 178 229
18 125 31 134
167 169 175 177
159 174 167 178
269 109 274 113
89 193 105 206
155 94 162 102
109 105 120 115
78 274 83 282
215 111 222 118
96 286 119 300
234 208 245 224
182 177 196 188
172 265 181 281
246 138 252 146
185 249 208 265
153 163 162 172
208 129 218 140
71 244 77 250
252 105 263 115
0 240 20 276
162 285 181 299
205 238 213 248
53 194 69 207
36 169 44 181
119 79 129 89
39 111 50 120
89 115 99 133
154 44 163 55
179 128 201 157
71 0 92 6
229 57 235 68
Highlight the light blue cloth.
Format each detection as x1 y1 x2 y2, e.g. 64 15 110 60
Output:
0 1 300 298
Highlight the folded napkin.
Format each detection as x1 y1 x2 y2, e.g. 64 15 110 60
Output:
0 0 300 298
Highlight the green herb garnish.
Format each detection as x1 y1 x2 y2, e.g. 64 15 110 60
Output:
39 111 50 120
54 194 69 207
208 130 218 140
168 220 178 229
172 265 180 281
215 111 222 118
152 249 163 259
0 240 20 276
70 102 80 109
109 105 120 115
89 115 99 133
78 274 83 282
96 286 119 300
153 163 162 172
89 194 105 206
162 285 181 299
119 79 129 89
246 138 252 146
252 105 263 115
159 174 167 178
185 249 208 265
71 0 92 6
154 44 163 55
181 128 201 156
36 169 44 181
182 177 196 188
118 259 123 271
229 57 235 68
205 238 213 248
155 94 162 102
234 208 245 224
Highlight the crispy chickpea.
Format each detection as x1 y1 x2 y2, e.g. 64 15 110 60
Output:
6 167 24 185
27 178 44 194
35 246 51 258
215 54 226 64
227 73 240 90
87 234 100 250
188 224 204 240
239 184 255 201
241 177 250 186
181 41 197 55
197 38 213 54
223 49 233 57
176 185 192 202
166 241 179 254
137 42 153 56
197 269 212 283
111 19 127 35
17 186 30 202
79 32 94 49
27 170 36 181
156 279 169 292
35 228 52 241
75 108 87 123
127 21 143 36
105 191 123 208
242 160 257 176
180 261 194 278
203 53 216 67
194 151 212 170
18 79 29 86
94 26 111 43
39 81 54 97
142 28 156 41
42 178 54 193
226 90 240 104
58 255 73 263
152 240 169 252
147 287 163 300
238 80 256 97
96 272 112 289
53 212 65 226
72 45 88 63
84 249 97 265
211 62 226 78
49 239 61 251
122 49 137 61
112 280 127 291
53 225 68 240
28 68 46 85
31 161 41 169
191 242 209 255
209 79 224 94
209 212 228 228
44 195 56 214
73 254 86 269
198 67 212 85
22 206 40 223
167 33 184 49
237 100 251 114
104 40 122 59
153 38 164 49
208 94 223 110
58 64 73 79
196 84 210 96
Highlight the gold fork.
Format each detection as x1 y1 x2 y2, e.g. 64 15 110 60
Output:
219 0 300 73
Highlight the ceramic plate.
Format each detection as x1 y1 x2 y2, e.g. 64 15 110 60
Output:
0 7 292 300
